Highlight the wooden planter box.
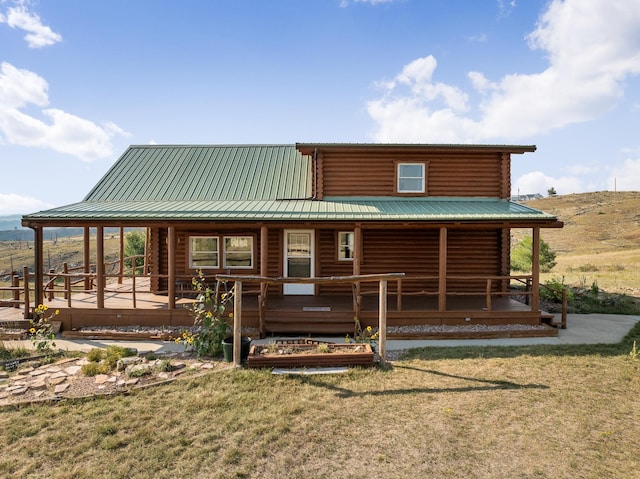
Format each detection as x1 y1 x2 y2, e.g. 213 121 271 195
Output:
247 343 375 369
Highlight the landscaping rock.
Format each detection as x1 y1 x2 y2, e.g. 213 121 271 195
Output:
64 365 82 375
116 356 143 371
94 374 111 385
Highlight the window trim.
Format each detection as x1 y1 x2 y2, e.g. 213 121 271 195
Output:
396 161 427 194
189 236 219 269
223 235 254 269
337 231 355 262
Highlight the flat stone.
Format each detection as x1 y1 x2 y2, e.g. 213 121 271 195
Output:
158 372 170 379
46 366 63 373
94 374 110 385
50 371 67 380
200 363 214 369
116 379 126 387
11 387 27 396
0 392 8 399
54 383 70 394
33 390 46 398
76 358 89 366
48 377 66 386
29 369 47 377
105 376 117 383
0 372 9 380
64 365 82 375
10 374 29 382
30 380 47 390
125 378 139 386
117 356 143 371
20 367 35 374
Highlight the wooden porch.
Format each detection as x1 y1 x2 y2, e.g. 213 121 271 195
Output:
1 272 562 337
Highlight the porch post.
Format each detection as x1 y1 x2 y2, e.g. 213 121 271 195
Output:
96 226 105 309
33 225 44 311
168 226 176 310
379 279 387 362
118 226 124 284
259 225 268 337
438 227 448 312
83 227 91 291
531 227 541 311
233 280 243 368
354 224 362 313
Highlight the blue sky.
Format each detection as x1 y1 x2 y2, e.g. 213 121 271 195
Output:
1 0 639 215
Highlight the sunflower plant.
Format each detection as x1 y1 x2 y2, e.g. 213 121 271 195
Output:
176 270 234 357
29 304 59 355
345 318 379 349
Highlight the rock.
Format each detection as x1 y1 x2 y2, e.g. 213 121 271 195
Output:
64 365 82 375
125 378 139 386
94 374 110 385
0 372 8 380
116 356 143 371
29 369 47 377
33 390 46 398
158 372 170 379
126 364 152 377
30 380 47 390
46 366 63 373
10 387 27 396
48 377 66 386
0 391 9 399
20 367 35 374
54 383 70 394
50 371 67 380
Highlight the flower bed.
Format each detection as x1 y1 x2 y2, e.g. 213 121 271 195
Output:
247 342 375 369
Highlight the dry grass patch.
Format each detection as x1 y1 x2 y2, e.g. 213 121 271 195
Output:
1 324 639 479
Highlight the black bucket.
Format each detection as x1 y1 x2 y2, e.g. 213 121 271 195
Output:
222 336 252 362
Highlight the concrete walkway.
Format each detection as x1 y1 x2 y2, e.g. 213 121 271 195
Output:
8 313 639 354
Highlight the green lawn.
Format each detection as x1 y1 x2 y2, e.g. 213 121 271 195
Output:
1 323 639 479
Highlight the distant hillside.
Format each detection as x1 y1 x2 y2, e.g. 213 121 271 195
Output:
0 215 27 231
522 190 640 296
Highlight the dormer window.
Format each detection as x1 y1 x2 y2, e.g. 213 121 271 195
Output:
397 163 425 193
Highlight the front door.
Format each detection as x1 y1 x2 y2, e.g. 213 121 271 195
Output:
284 230 314 295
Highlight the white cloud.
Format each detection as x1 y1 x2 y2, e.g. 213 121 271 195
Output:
608 157 640 191
0 62 129 162
0 2 62 48
513 171 584 196
367 0 640 143
0 192 53 215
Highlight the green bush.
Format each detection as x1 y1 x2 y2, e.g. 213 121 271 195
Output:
104 345 136 370
86 348 104 363
511 236 557 273
81 362 110 376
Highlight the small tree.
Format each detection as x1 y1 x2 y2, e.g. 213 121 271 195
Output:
124 230 146 274
511 236 557 273
547 186 557 197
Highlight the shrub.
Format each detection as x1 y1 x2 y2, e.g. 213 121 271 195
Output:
81 362 110 376
104 345 136 370
86 348 104 363
511 236 557 273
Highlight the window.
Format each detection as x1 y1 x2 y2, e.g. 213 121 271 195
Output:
338 231 354 261
224 236 253 268
190 237 219 268
397 163 425 193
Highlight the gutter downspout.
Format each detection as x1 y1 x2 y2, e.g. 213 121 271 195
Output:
312 147 318 200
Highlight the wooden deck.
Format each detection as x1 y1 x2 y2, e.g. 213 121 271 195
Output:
1 277 551 336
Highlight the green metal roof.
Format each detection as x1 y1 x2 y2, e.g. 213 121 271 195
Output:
84 144 311 202
24 197 557 222
23 144 558 225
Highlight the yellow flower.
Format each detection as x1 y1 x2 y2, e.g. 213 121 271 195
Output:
366 326 372 332
228 312 233 318
29 328 36 334
55 309 60 315
221 293 226 299
345 335 350 343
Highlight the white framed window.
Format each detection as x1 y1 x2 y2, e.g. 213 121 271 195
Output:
397 163 425 193
189 237 219 269
224 236 253 268
338 231 354 261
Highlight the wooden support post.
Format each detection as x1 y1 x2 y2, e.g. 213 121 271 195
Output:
83 227 91 291
11 273 19 308
168 227 176 310
485 278 492 311
33 225 43 310
259 225 268 338
23 266 30 319
63 263 70 301
96 226 105 309
438 227 447 312
118 226 124 284
379 279 387 363
233 281 243 368
531 227 540 312
354 224 362 301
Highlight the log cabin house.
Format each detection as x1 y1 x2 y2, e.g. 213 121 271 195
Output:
19 143 563 337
